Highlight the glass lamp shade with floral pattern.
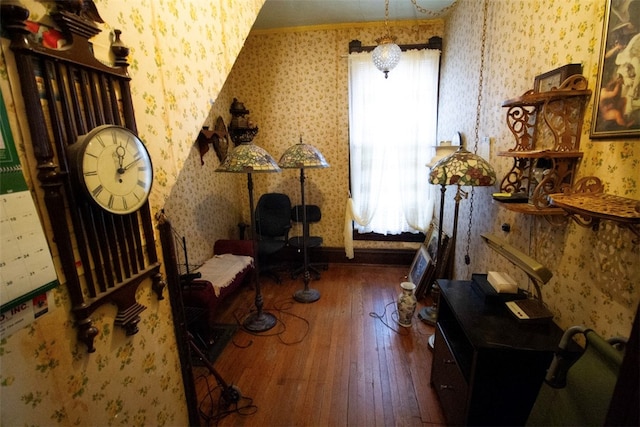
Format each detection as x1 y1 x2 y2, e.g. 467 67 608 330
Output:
216 142 281 173
428 147 496 187
278 139 329 170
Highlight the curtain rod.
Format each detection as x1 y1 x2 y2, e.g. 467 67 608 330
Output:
348 36 442 53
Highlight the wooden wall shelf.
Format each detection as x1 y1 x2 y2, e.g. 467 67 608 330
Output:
494 201 565 216
499 74 591 211
497 150 584 159
548 177 640 242
501 88 591 108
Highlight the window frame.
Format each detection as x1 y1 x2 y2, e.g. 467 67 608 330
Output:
348 37 442 242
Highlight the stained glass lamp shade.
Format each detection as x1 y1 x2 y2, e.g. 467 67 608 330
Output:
279 139 329 170
216 142 281 173
428 147 496 187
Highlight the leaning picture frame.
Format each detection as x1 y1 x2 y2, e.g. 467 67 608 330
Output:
412 222 451 300
590 0 640 138
409 244 433 300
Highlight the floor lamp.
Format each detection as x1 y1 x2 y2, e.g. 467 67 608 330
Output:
216 142 281 332
278 137 329 303
420 146 496 327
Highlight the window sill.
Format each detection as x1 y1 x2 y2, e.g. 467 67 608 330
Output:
353 231 425 242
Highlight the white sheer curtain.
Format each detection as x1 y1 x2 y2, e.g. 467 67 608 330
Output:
345 49 439 257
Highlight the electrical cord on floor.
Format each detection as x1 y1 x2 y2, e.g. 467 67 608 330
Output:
196 297 312 424
271 298 311 345
369 300 411 335
229 296 311 346
195 372 257 426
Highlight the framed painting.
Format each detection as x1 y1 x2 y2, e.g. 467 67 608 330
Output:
590 0 640 138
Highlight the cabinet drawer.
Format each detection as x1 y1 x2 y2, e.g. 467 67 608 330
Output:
431 323 469 426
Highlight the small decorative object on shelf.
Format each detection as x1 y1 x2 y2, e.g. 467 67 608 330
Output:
397 281 417 327
533 63 582 93
229 98 258 145
548 176 640 242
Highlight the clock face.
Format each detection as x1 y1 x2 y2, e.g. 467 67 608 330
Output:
74 125 153 215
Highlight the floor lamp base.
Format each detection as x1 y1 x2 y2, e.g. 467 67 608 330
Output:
293 288 320 303
243 311 277 332
418 306 438 326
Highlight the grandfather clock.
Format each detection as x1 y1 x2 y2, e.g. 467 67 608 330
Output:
1 4 164 353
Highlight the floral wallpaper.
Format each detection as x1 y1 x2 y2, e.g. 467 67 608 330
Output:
0 0 263 425
165 19 446 262
437 0 639 339
168 0 638 343
1 0 638 425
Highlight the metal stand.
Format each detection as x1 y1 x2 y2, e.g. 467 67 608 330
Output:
418 282 439 325
244 173 277 331
423 185 465 332
187 333 241 408
421 185 447 326
293 168 320 303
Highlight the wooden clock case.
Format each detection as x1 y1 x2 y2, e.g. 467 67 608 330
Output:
1 4 165 353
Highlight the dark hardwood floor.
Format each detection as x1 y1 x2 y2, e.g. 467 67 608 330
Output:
193 263 446 426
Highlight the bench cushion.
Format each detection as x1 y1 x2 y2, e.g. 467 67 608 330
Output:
193 254 253 297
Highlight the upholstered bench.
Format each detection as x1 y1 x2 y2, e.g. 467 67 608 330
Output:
182 239 254 326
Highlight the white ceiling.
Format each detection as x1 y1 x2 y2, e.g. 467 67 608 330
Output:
252 0 457 30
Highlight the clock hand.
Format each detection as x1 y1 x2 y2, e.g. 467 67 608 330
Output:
116 145 126 174
122 154 141 171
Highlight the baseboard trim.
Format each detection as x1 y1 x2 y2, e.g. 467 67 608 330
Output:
278 246 414 266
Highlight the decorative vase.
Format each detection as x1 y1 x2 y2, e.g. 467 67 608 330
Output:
397 281 417 327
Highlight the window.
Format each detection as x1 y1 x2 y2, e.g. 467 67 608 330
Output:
347 49 440 238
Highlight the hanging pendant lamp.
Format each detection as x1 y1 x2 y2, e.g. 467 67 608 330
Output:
372 0 401 78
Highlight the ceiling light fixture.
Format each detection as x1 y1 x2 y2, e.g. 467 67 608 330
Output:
372 0 401 78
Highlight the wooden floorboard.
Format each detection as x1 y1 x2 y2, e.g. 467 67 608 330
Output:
193 263 446 426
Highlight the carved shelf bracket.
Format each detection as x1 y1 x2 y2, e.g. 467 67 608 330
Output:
548 176 640 244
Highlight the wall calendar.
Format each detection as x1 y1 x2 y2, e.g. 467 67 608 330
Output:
0 91 58 315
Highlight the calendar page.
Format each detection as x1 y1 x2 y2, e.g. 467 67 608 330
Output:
0 91 58 314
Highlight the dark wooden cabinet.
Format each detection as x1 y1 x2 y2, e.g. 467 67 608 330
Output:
431 276 570 426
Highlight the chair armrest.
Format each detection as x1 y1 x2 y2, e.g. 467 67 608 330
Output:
214 239 255 257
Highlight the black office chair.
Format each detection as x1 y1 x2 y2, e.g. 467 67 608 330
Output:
255 193 291 283
289 204 327 280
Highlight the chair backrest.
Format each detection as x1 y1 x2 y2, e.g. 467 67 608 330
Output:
255 193 292 238
291 205 322 223
527 327 625 426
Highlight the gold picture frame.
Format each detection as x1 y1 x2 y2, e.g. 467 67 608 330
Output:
590 0 640 138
